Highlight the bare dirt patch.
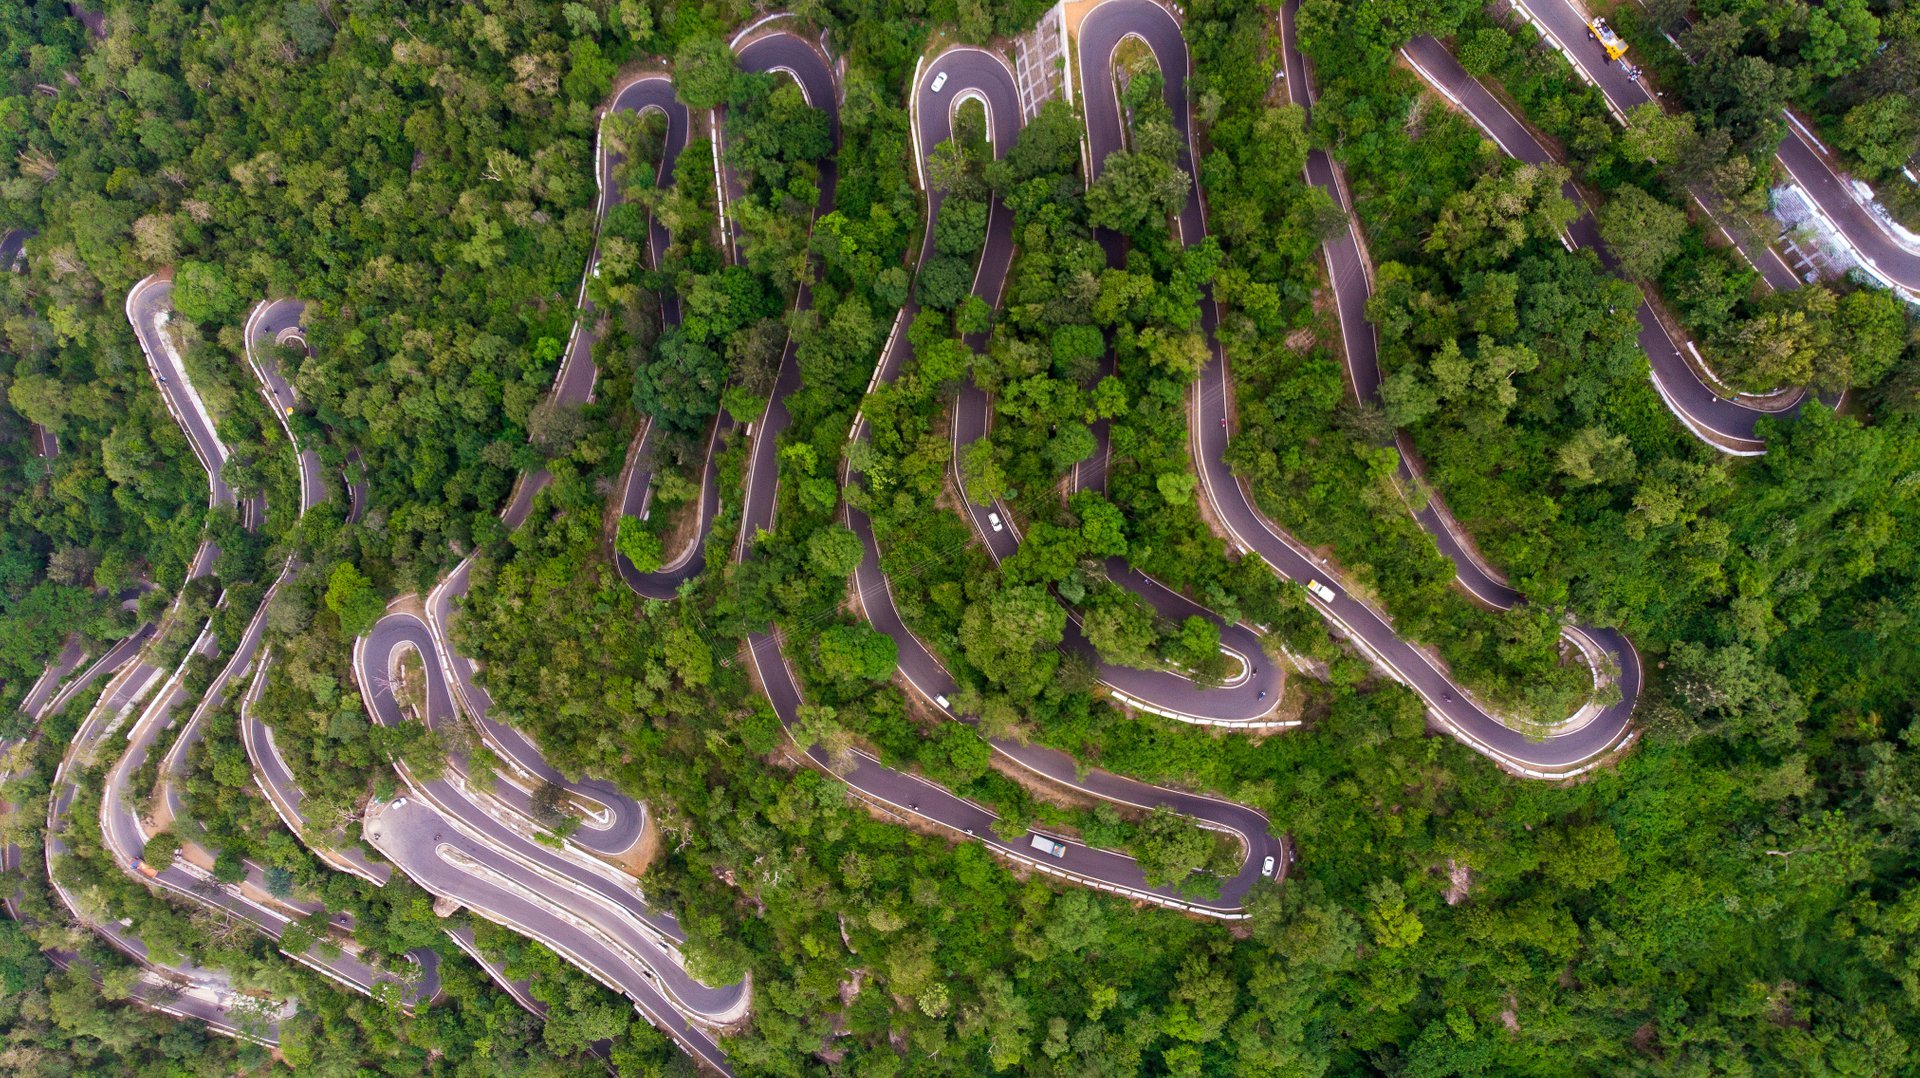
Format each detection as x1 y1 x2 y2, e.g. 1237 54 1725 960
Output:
385 592 428 620
653 482 704 569
1444 858 1473 905
607 812 660 878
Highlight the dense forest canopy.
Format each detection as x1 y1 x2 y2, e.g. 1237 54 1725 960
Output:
2 0 1920 1074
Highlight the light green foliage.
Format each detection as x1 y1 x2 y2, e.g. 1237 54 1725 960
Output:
615 515 663 574
323 562 384 638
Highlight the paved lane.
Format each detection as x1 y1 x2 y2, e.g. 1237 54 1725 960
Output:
423 76 683 858
739 36 1289 918
242 298 329 513
1060 0 1640 776
357 614 745 1024
126 274 265 524
364 799 731 1073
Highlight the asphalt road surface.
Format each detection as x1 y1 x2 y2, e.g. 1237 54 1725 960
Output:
731 35 1291 918
425 559 650 858
356 613 743 1056
243 298 329 513
349 70 751 1066
40 269 439 1028
0 227 26 269
592 84 732 601
363 798 731 1073
421 77 681 858
126 274 265 525
37 277 296 1025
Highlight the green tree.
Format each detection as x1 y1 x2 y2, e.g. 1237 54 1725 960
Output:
141 831 181 869
1087 147 1191 237
959 586 1066 699
1556 426 1637 487
324 562 385 638
1083 591 1159 668
674 35 736 109
1363 879 1424 950
1597 185 1686 280
807 525 865 578
172 261 240 323
817 624 897 682
1837 96 1920 179
615 517 663 574
1661 640 1807 749
1130 806 1213 888
1424 164 1578 269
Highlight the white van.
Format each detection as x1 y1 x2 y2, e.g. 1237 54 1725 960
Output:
1029 834 1067 858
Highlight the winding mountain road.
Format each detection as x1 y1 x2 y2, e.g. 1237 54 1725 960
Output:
99 278 440 1009
349 71 747 1068
730 32 1289 919
43 615 289 1043
1517 0 1920 297
419 77 688 862
1500 0 1910 443
126 274 265 525
58 0 1920 1052
362 797 728 1072
39 280 300 1033
593 87 731 601
355 613 741 1068
1132 0 1641 776
243 298 330 512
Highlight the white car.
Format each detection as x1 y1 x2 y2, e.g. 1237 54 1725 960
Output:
390 797 409 809
930 71 948 92
1306 579 1336 603
935 694 951 710
1261 855 1276 877
987 511 1004 533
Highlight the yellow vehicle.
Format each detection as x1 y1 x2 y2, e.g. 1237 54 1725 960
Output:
1587 17 1628 63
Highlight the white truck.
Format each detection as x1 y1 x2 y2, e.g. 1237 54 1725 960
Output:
1306 579 1336 603
1029 834 1067 858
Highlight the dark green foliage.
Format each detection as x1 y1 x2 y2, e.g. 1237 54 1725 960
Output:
6 0 1920 1075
